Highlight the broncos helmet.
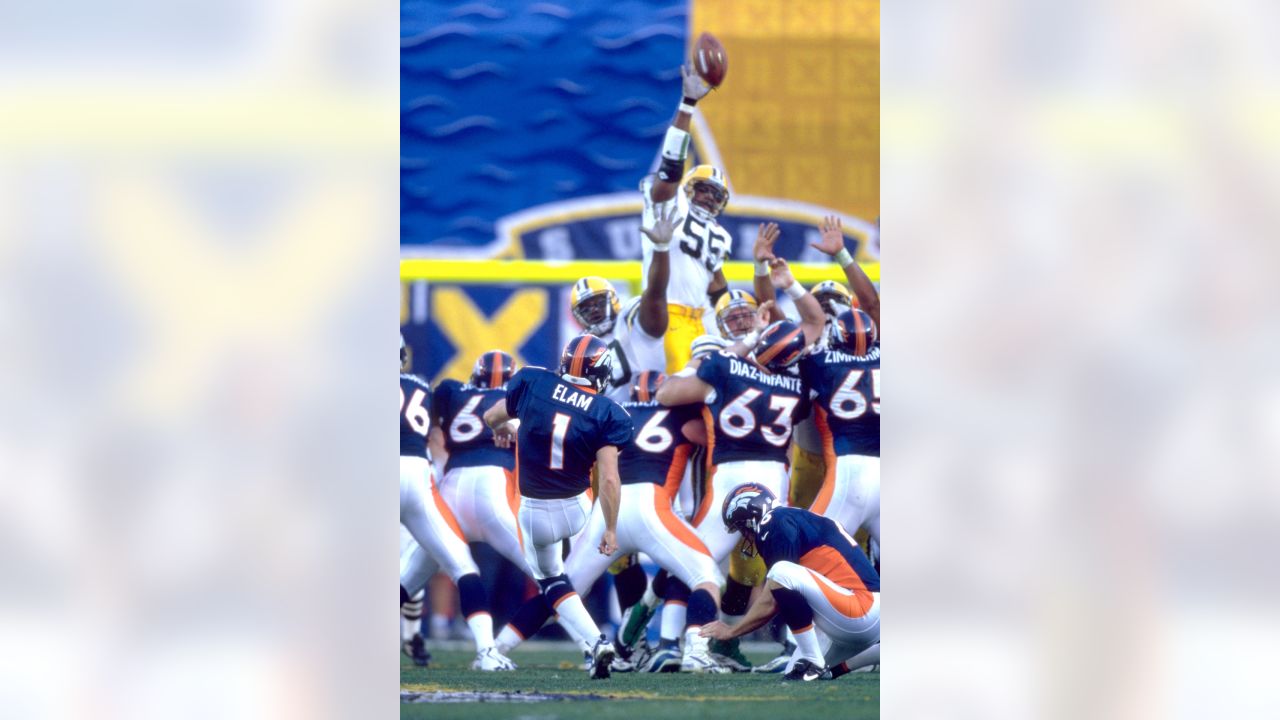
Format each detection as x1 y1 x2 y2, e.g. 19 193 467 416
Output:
470 349 516 388
680 165 730 222
811 280 856 319
831 308 878 356
713 289 758 340
750 320 808 373
559 334 614 393
630 369 665 402
570 276 622 337
722 483 777 555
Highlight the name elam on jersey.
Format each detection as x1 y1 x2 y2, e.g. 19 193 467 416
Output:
551 383 596 411
723 355 803 392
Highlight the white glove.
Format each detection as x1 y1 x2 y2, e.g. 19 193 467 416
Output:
681 64 712 102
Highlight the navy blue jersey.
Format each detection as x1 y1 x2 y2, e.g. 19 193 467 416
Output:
506 367 634 499
431 379 515 472
800 344 880 458
756 507 880 597
696 352 811 465
616 401 701 491
399 374 432 458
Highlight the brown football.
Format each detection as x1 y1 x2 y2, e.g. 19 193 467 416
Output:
692 32 728 88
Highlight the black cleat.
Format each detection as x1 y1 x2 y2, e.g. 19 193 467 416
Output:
402 632 431 668
782 658 825 682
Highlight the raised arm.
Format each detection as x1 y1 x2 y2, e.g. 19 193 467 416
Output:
812 215 880 331
751 222 785 323
637 204 679 337
650 65 713 204
656 357 713 406
770 258 825 346
594 445 622 555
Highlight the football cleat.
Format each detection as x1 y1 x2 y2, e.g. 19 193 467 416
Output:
644 646 683 673
570 277 621 336
708 638 754 672
589 635 616 680
470 350 516 388
401 632 431 668
681 635 731 674
472 647 516 672
750 320 808 372
609 655 637 673
782 658 826 682
559 334 615 394
753 642 797 673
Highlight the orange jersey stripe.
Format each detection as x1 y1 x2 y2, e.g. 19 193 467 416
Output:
430 482 467 542
505 468 523 549
806 568 874 618
691 406 717 527
809 407 839 515
654 482 712 557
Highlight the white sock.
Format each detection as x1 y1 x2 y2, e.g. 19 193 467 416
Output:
641 585 659 608
661 602 687 643
792 626 823 664
845 642 880 672
429 613 450 639
466 612 495 650
553 594 603 651
495 624 523 654
784 625 797 647
401 592 424 642
683 627 710 655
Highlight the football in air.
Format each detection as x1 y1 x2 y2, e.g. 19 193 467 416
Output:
693 32 728 88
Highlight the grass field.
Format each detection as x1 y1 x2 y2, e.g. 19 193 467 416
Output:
401 642 879 719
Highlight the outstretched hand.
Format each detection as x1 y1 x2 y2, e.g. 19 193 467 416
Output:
681 64 712 101
641 203 680 250
768 257 796 291
811 215 845 256
754 222 780 263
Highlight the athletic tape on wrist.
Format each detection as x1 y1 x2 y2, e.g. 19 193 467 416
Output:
784 283 807 300
834 248 855 267
678 102 696 115
754 260 770 277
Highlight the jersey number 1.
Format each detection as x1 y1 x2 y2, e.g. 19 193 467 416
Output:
549 412 571 470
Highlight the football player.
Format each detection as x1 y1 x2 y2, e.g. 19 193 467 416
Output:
569 204 678 404
428 350 533 577
800 309 880 563
655 258 825 669
482 334 634 680
493 371 728 673
701 484 880 682
641 63 735 374
399 336 515 671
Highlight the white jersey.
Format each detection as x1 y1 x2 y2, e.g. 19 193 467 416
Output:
599 295 667 404
641 177 733 310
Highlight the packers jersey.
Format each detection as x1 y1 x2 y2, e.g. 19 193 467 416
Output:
506 367 634 499
695 351 811 465
616 400 701 492
399 373 432 459
800 343 880 457
755 507 880 593
640 176 733 309
599 295 667 405
431 379 515 472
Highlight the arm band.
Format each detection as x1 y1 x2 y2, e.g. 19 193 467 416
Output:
658 126 691 182
784 283 807 300
678 102 696 115
834 248 855 267
755 260 770 277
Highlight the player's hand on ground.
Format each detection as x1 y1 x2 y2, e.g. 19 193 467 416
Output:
768 257 796 291
492 421 517 448
699 621 734 640
754 222 780 262
681 64 712 101
641 203 680 251
599 529 618 556
811 215 845 256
